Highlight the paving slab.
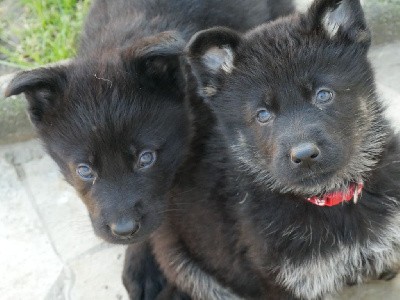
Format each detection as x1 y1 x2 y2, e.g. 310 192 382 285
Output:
334 278 400 300
0 153 63 300
378 84 400 131
68 245 128 300
370 42 400 95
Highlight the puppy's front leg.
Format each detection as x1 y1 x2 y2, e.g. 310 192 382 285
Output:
123 242 167 300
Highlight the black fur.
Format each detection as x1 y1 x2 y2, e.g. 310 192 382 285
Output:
4 0 294 299
146 0 400 299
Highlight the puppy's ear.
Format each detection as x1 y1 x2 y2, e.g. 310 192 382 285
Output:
306 0 370 44
185 27 241 99
4 67 67 125
121 31 185 93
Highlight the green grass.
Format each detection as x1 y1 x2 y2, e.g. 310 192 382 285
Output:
0 0 91 69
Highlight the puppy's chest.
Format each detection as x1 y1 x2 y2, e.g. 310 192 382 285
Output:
241 204 400 299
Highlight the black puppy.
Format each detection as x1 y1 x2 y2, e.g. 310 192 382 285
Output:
4 0 294 298
5 0 286 244
146 0 400 299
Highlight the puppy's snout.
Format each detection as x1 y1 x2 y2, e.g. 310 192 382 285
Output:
109 219 140 238
290 143 320 165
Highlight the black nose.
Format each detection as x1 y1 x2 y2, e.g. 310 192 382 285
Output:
110 219 140 238
290 143 320 165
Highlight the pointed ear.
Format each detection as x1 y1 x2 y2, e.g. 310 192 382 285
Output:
121 31 185 92
306 0 370 44
4 66 67 125
185 27 241 99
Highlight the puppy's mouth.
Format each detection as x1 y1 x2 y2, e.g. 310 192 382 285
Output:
294 169 337 183
305 182 364 207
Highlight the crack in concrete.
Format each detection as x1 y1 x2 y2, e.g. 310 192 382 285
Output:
67 242 126 265
9 155 76 300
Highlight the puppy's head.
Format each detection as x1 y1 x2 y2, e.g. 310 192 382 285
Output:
186 0 386 197
6 31 191 243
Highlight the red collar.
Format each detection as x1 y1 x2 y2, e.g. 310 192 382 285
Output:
306 183 364 207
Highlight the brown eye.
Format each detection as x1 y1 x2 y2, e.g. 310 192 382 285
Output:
138 151 156 169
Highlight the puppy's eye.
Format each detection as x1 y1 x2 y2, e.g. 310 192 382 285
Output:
138 151 156 169
76 164 95 181
316 89 334 104
256 109 272 124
